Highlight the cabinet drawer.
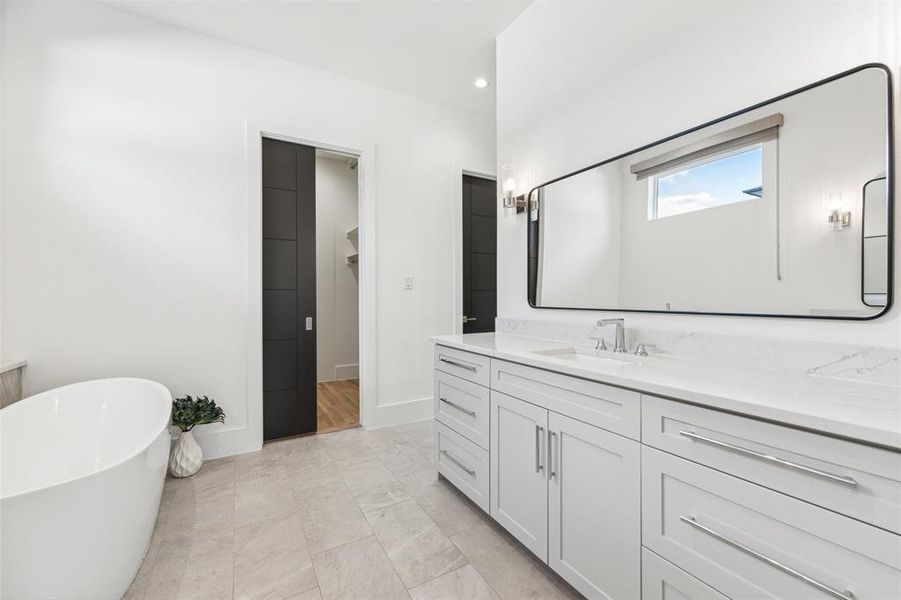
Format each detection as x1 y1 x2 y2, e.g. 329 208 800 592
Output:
491 359 640 440
641 549 728 600
436 421 489 512
434 345 490 387
434 371 490 450
643 447 901 600
642 395 901 534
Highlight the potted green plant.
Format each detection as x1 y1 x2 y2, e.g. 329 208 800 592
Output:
168 395 225 478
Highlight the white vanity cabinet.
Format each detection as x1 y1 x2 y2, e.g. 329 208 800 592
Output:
547 410 641 599
433 343 901 600
436 346 642 599
490 391 550 560
488 389 641 598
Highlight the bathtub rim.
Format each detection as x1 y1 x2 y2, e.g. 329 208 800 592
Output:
0 377 172 502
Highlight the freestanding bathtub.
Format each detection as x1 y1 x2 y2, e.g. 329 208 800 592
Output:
1 378 172 600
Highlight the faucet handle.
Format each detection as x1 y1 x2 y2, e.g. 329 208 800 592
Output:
596 318 624 326
587 326 609 352
634 343 656 357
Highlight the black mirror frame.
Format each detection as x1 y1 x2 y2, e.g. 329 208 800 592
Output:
526 63 894 321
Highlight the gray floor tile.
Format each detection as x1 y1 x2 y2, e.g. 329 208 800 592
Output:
235 511 305 558
127 422 580 600
296 479 373 555
411 477 487 537
450 523 579 600
365 500 467 588
312 536 410 600
408 564 500 600
235 546 318 600
289 588 323 600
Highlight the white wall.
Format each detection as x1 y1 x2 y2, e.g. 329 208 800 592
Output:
315 154 359 383
497 0 901 347
0 1 494 457
537 161 622 307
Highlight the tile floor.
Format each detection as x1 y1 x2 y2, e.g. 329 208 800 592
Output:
125 420 582 600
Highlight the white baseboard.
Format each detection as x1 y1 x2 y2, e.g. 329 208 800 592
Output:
364 396 434 429
334 363 359 380
189 423 261 460
188 396 433 459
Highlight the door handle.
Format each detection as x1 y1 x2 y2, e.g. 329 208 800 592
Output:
535 425 544 473
548 430 558 481
462 315 478 324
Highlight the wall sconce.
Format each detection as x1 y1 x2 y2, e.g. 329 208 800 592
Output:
828 209 851 230
826 191 851 231
501 164 527 214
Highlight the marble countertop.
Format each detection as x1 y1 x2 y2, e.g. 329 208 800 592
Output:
0 359 26 375
433 333 901 450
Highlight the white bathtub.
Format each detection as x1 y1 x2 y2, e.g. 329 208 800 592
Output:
1 378 172 600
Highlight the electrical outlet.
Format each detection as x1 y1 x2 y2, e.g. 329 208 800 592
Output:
403 275 414 291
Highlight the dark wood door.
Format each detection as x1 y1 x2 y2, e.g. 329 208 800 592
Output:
262 138 317 440
462 175 497 334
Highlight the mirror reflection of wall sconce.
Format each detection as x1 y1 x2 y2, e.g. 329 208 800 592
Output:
828 209 851 230
501 164 527 214
827 191 851 231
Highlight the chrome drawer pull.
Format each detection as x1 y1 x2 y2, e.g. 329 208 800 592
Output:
679 430 858 487
439 357 478 372
441 450 476 477
439 397 476 417
680 516 854 600
535 425 544 473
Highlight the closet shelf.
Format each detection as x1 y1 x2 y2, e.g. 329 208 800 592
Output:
346 252 359 266
346 226 359 241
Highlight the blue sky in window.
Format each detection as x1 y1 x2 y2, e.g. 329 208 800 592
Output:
655 146 762 218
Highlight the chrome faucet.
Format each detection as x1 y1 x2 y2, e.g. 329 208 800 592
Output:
596 318 627 353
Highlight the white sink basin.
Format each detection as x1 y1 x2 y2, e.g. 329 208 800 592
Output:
530 347 641 366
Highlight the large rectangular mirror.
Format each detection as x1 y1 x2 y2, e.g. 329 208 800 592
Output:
528 65 893 319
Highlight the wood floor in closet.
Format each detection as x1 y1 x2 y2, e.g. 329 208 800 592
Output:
317 378 360 434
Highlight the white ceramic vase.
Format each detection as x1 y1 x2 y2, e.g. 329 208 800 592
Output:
168 430 203 478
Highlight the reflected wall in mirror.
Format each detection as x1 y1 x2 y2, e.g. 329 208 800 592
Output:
528 65 893 319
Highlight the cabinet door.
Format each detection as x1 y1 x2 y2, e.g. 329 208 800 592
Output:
548 412 641 599
490 391 549 561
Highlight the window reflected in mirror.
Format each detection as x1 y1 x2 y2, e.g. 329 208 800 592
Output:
652 145 763 220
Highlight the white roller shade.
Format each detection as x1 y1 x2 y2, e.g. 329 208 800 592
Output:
631 113 783 180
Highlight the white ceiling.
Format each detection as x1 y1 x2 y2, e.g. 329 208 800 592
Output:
105 0 532 116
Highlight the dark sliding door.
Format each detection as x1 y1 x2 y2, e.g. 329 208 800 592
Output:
262 138 317 440
462 175 497 334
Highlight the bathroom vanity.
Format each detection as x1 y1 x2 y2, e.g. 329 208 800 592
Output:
432 63 900 600
431 333 901 600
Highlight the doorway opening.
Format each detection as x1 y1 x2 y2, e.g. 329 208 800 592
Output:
314 150 360 434
462 174 497 333
261 138 361 441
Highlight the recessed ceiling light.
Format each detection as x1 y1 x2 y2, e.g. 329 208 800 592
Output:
474 78 489 89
